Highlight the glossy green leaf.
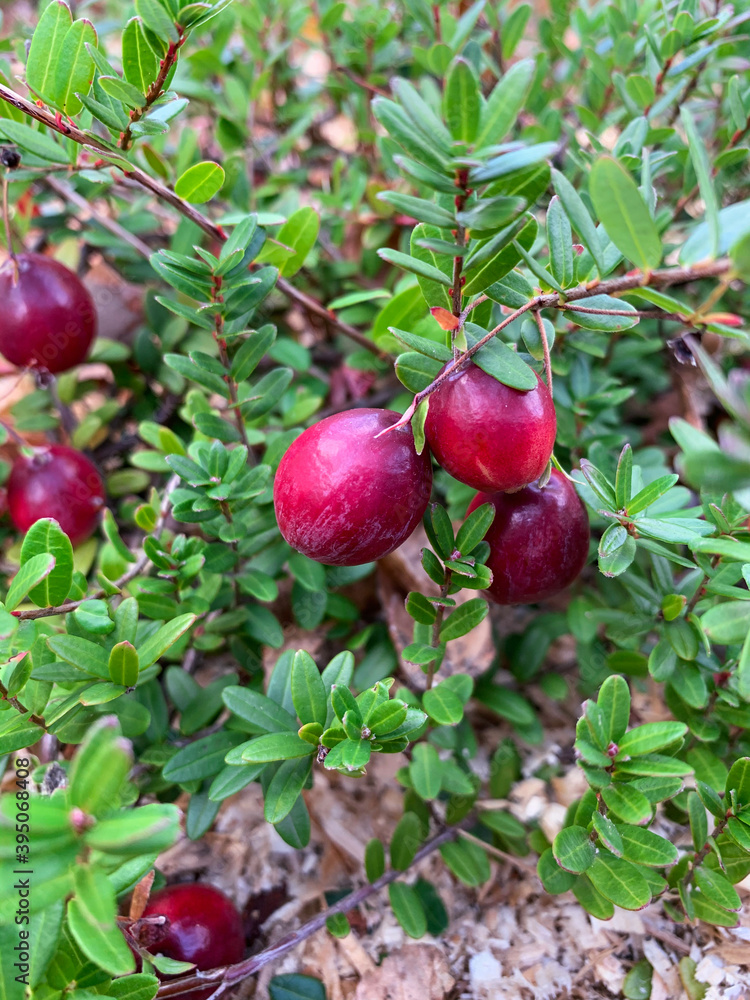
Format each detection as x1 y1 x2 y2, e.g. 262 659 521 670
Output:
410 742 442 800
26 0 72 103
174 161 225 203
122 17 159 95
388 882 427 938
553 825 596 873
589 157 662 271
475 59 535 150
587 850 652 910
291 650 326 727
443 58 480 143
6 553 56 612
20 518 74 608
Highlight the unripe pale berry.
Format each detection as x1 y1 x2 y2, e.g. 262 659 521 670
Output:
8 446 105 546
0 253 97 374
274 408 432 566
468 468 589 604
425 362 556 492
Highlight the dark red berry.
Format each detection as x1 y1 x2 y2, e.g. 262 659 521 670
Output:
468 468 589 604
8 446 105 546
274 408 432 566
142 883 245 998
425 363 556 492
0 253 97 374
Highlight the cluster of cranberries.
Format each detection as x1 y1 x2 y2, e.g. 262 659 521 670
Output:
274 362 589 605
0 253 104 545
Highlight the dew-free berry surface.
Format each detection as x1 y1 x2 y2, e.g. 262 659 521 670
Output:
142 883 245 993
425 363 556 493
274 408 433 566
0 253 97 374
8 446 105 546
468 468 589 605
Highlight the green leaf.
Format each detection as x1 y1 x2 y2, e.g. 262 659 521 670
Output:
108 641 140 687
550 168 606 276
553 825 596 873
589 157 662 271
598 674 630 744
19 518 74 607
55 18 97 116
134 0 179 42
601 783 653 825
598 523 636 577
323 737 371 772
587 850 652 910
547 195 574 288
391 811 423 870
623 960 653 1000
69 866 135 975
365 837 386 882
410 743 442 800
592 811 623 855
264 757 312 824
563 295 639 332
174 161 225 203
241 732 316 763
443 58 479 143
405 592 437 625
572 874 615 919
475 59 535 150
538 847 577 894
456 502 494 556
422 683 464 726
701 603 750 645
26 0 72 103
378 248 453 286
84 803 179 855
726 757 750 806
269 975 326 1000
6 553 56 612
617 721 687 756
395 351 444 393
231 327 276 382
694 866 741 911
388 882 427 938
98 74 148 109
262 207 320 278
291 650 326 727
138 613 196 668
680 108 719 258
0 120 64 162
439 837 490 886
108 975 160 1000
163 731 241 782
122 17 159 95
626 475 679 515
378 191 456 229
440 598 489 640
616 824 678 866
390 328 452 362
470 142 557 184
464 324 538 390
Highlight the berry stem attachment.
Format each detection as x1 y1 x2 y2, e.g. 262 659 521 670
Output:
534 308 553 398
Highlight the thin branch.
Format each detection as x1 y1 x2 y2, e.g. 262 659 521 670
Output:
15 474 180 620
153 823 462 997
45 176 153 258
534 308 553 397
380 258 733 435
0 83 383 357
120 36 186 151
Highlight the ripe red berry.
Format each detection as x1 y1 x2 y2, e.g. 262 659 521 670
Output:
8 446 105 546
142 884 245 999
274 408 433 566
468 469 589 604
0 253 97 374
424 363 556 492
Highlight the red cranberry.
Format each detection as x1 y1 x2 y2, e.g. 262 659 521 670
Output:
8 446 105 546
424 363 556 492
142 883 245 998
468 468 589 604
274 408 432 566
0 253 97 374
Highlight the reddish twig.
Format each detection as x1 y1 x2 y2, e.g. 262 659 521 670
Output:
153 823 463 997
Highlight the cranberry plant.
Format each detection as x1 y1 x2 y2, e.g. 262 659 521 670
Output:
0 0 749 996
